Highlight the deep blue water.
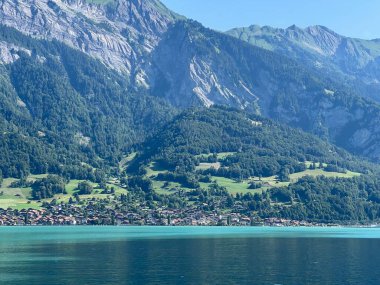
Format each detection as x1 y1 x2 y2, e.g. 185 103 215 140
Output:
1 226 380 285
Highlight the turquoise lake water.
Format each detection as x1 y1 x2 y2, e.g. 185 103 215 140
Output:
1 226 380 284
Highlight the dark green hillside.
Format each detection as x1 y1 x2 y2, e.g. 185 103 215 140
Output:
266 175 380 222
129 106 373 179
0 25 176 179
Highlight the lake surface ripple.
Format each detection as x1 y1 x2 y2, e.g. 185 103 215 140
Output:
1 226 379 285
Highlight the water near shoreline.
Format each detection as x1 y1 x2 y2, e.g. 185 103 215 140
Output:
1 227 380 284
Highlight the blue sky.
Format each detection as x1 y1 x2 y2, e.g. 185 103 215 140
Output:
161 0 380 39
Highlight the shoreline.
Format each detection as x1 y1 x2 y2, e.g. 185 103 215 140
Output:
2 207 379 228
1 222 379 228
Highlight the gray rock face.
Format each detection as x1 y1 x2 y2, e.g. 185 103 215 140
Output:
147 22 259 110
228 24 380 66
0 0 259 109
0 0 177 76
0 41 31 64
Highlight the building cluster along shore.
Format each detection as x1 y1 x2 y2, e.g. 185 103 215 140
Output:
0 204 332 227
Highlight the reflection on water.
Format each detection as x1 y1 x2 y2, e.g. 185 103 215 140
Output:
0 227 380 285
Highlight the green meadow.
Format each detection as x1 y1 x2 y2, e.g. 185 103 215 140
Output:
0 151 362 210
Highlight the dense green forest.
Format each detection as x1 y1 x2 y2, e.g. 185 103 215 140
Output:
128 106 375 179
265 175 380 222
0 25 176 179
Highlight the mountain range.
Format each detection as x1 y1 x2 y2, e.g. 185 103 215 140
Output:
1 0 380 221
3 0 380 161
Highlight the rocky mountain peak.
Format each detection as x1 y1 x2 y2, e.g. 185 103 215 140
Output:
286 24 303 32
0 0 177 73
282 25 341 55
305 25 339 37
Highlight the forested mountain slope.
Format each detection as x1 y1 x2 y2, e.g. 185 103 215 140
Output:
129 106 376 178
0 25 176 179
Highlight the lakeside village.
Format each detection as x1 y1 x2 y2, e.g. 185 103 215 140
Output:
2 173 369 227
0 208 331 227
0 197 332 227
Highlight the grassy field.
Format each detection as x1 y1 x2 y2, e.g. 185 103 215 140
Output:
198 168 361 195
289 169 360 181
106 183 127 195
200 177 261 195
143 155 362 196
146 162 168 177
0 178 41 209
0 155 363 209
0 176 128 210
199 176 291 195
151 180 185 195
65 180 98 195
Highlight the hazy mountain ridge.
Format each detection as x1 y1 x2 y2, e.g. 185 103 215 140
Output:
227 24 380 101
